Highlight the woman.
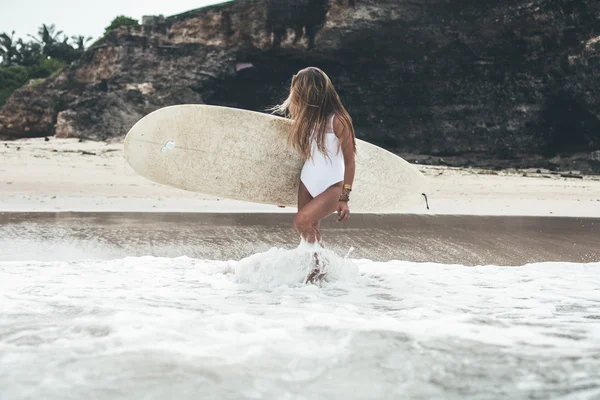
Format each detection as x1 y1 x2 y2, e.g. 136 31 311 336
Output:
274 67 357 282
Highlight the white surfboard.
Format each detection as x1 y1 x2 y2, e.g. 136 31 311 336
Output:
123 104 428 213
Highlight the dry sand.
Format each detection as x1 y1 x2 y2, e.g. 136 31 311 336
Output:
1 138 599 217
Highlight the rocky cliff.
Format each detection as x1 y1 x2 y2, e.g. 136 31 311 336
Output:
1 0 599 172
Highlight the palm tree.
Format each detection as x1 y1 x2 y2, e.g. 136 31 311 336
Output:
28 24 64 57
71 35 93 52
15 39 42 66
0 31 17 66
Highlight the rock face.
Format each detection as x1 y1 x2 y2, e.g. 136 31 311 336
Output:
1 0 599 172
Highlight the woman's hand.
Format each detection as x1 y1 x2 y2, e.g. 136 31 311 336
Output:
336 201 350 222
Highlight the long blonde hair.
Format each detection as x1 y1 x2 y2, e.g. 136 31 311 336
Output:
272 67 356 160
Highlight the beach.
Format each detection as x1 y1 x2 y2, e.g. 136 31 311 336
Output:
1 137 599 216
2 138 600 400
2 0 600 396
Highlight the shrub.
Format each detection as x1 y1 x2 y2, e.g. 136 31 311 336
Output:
0 58 64 106
104 16 140 35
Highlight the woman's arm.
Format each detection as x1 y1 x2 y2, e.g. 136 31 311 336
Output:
333 115 356 188
333 115 355 222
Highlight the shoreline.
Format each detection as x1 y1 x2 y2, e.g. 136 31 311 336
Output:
2 212 599 265
2 137 599 217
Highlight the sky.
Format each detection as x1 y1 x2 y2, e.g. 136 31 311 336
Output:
0 0 231 42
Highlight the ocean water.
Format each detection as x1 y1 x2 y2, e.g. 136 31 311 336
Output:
1 243 600 400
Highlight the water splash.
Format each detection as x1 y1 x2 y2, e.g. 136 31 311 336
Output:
235 240 359 286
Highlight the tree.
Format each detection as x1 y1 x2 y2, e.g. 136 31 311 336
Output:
15 39 42 66
0 31 18 66
54 36 80 63
0 24 88 107
28 24 64 58
27 24 83 63
104 16 140 35
71 35 93 52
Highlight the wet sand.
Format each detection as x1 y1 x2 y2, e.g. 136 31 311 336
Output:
1 212 598 265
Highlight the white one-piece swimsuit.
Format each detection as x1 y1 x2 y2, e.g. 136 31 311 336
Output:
300 115 345 198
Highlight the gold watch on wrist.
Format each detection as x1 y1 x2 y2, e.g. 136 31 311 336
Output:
340 184 352 202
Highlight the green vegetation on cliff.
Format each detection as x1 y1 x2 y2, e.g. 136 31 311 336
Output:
0 58 64 105
104 16 140 35
0 16 139 106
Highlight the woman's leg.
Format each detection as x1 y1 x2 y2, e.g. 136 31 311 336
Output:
297 181 324 243
294 182 342 243
297 181 312 212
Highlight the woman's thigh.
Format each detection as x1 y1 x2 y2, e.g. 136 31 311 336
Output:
297 182 342 224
